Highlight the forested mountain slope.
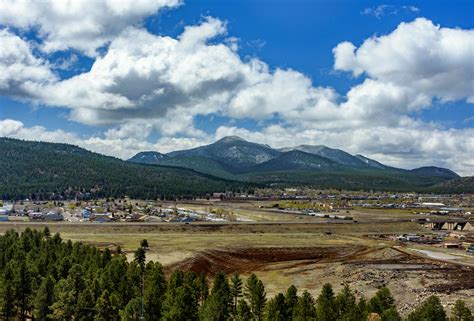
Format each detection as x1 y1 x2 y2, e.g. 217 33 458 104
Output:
0 138 249 200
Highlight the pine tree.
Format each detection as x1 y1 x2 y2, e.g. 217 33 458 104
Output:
33 275 55 320
244 274 266 321
317 283 336 321
120 298 142 321
134 247 146 272
451 300 473 321
42 227 51 238
407 296 447 321
357 296 369 321
194 273 209 305
369 287 396 315
15 259 32 320
264 293 286 321
284 285 298 319
230 273 243 315
381 308 402 321
94 290 121 321
236 299 252 321
161 283 198 321
1 263 17 321
140 239 149 249
76 287 96 321
336 284 357 319
293 290 317 321
199 271 231 321
144 262 166 321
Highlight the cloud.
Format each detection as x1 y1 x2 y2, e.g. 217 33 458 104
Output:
0 29 57 98
334 18 474 103
361 4 419 19
0 0 181 56
0 15 473 175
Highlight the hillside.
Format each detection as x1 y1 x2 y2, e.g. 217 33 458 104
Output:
167 136 281 172
410 166 460 179
251 150 339 172
280 145 368 168
128 136 466 192
429 176 474 193
0 138 249 200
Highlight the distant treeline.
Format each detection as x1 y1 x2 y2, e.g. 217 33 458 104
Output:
0 229 472 321
0 138 255 201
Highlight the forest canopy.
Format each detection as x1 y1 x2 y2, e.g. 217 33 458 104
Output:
1 229 472 321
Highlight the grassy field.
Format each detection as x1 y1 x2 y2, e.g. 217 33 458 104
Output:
1 218 472 315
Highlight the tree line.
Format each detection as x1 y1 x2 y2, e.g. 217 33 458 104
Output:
0 228 472 321
0 138 253 201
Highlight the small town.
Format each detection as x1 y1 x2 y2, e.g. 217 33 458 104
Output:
1 0 473 319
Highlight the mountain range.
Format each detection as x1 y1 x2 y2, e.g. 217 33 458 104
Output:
1 136 470 200
128 136 465 191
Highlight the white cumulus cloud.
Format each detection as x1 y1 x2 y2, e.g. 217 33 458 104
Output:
0 0 181 56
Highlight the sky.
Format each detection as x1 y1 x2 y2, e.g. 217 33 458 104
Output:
0 0 473 175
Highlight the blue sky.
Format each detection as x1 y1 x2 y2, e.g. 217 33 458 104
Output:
0 0 473 174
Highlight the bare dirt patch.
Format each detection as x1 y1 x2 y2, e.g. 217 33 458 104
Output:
167 245 474 315
167 245 369 275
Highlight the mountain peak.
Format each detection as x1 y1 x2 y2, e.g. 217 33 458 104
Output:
411 166 459 179
128 151 168 164
216 136 247 143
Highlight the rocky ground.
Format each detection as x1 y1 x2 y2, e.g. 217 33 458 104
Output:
168 245 474 316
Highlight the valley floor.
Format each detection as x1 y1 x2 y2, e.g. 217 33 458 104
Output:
1 206 473 316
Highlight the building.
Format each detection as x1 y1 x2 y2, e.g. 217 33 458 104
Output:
81 209 92 219
44 212 64 221
29 212 44 220
91 213 115 223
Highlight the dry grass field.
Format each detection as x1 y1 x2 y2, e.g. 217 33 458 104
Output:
1 203 473 316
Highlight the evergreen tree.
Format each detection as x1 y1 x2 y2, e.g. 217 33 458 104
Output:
264 293 286 321
336 284 357 320
244 274 266 321
33 275 55 321
293 290 317 321
200 271 231 321
42 227 51 238
120 298 142 321
284 285 298 319
230 273 243 315
140 239 149 249
144 262 166 321
94 290 121 321
134 247 146 272
15 259 33 320
76 287 96 321
317 283 336 321
162 283 198 321
407 296 447 321
194 273 209 305
357 296 369 321
381 308 402 321
235 299 252 321
50 279 77 320
1 263 17 321
369 287 396 315
451 300 473 321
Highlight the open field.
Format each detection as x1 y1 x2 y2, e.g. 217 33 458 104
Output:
2 203 472 319
1 209 473 316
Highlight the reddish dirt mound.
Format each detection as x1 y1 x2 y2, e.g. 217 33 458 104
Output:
167 245 369 276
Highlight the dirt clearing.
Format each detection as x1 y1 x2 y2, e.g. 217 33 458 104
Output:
168 245 474 316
